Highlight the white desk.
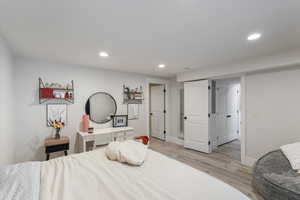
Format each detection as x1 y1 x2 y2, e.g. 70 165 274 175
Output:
77 127 134 152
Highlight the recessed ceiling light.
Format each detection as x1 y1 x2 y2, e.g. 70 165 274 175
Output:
247 33 261 41
99 51 109 58
158 64 166 68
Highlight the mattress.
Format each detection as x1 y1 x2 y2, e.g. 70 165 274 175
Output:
40 148 249 200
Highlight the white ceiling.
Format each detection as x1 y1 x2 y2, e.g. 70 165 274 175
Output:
0 0 299 77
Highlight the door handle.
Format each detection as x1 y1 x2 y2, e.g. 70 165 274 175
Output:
184 116 187 120
150 113 153 116
226 115 231 118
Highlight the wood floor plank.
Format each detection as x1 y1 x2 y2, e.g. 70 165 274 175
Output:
149 137 263 200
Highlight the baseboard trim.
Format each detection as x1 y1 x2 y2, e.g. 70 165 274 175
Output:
166 135 184 145
166 136 257 167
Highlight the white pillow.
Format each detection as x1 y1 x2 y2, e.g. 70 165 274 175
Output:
281 142 300 170
105 140 148 166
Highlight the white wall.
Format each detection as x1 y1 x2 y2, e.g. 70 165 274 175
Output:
177 50 300 82
245 67 300 159
13 57 161 162
0 37 15 165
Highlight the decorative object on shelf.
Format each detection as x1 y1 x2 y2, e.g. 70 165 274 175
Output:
47 104 67 129
112 115 128 127
85 92 117 124
39 78 74 104
66 84 72 90
82 115 90 132
127 104 140 120
123 85 144 104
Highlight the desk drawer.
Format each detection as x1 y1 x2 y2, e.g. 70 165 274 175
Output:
46 143 69 153
96 134 111 145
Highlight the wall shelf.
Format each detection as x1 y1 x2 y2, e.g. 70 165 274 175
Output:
123 85 143 104
124 99 143 104
39 78 74 104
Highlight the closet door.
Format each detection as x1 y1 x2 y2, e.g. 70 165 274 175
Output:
184 80 211 153
150 85 165 140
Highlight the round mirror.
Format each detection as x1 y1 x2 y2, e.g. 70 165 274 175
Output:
85 92 117 124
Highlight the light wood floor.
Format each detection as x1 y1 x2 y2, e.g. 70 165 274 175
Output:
149 138 263 200
214 139 241 161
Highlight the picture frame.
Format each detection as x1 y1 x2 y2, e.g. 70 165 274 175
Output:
112 115 128 127
127 104 140 120
46 104 67 127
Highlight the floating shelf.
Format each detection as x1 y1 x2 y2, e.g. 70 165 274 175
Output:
123 85 144 104
39 78 74 104
124 99 143 104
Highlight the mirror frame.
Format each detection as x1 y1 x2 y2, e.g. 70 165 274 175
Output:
85 92 117 124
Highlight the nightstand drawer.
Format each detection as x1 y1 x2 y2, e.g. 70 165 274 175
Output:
46 143 69 153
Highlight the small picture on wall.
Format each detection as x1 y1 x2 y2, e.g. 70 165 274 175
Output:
127 104 140 120
47 104 67 127
112 115 128 127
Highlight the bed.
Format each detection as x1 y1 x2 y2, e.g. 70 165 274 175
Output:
1 148 250 200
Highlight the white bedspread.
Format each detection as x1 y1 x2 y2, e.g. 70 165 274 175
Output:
0 162 40 200
105 140 148 166
40 148 249 200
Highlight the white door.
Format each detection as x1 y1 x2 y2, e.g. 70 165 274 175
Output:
150 85 165 140
225 85 239 142
216 83 239 145
184 80 211 153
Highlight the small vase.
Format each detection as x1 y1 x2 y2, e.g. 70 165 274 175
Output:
82 115 90 132
55 128 61 139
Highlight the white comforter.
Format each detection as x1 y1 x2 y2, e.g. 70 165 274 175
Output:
40 148 249 200
0 162 40 200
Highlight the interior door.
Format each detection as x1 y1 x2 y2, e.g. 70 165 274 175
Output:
216 85 227 145
184 80 211 153
225 85 239 142
216 83 239 145
150 85 165 140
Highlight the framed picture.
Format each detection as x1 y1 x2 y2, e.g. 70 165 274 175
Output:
47 104 67 127
112 115 128 127
127 104 139 120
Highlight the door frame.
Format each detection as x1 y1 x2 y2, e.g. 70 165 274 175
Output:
214 78 240 146
208 75 246 165
146 78 170 141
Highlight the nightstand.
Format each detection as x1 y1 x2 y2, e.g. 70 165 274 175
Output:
44 136 70 160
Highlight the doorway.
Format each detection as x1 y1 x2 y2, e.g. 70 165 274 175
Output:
211 78 241 161
149 83 166 140
179 88 184 139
